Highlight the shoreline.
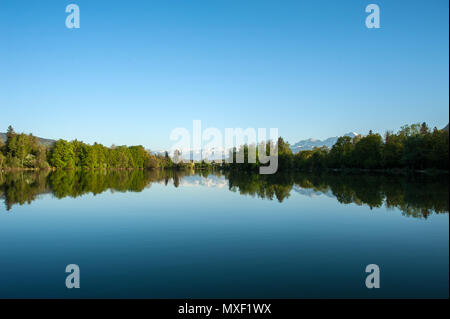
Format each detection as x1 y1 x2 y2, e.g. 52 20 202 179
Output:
1 166 448 176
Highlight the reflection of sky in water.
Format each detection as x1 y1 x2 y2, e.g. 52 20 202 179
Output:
0 173 448 298
179 175 229 189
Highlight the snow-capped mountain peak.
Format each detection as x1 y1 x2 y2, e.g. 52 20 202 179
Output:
290 132 360 153
153 132 361 159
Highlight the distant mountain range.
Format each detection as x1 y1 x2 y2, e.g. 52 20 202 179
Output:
0 132 56 147
289 123 448 153
152 133 361 160
151 148 227 161
290 132 360 153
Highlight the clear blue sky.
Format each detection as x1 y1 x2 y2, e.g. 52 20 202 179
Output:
1 0 448 150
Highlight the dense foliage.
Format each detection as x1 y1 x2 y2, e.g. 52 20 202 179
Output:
224 123 449 172
0 126 175 170
1 122 448 171
1 169 447 218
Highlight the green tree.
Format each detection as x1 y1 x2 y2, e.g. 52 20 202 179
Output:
6 133 33 168
352 133 383 169
129 145 149 168
0 152 5 169
5 125 15 151
276 137 293 170
382 131 403 168
328 136 354 168
429 127 449 169
50 140 76 169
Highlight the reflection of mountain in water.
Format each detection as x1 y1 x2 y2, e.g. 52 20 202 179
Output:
292 185 334 198
180 175 228 189
0 169 448 219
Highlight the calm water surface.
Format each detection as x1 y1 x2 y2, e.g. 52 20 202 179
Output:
0 170 448 298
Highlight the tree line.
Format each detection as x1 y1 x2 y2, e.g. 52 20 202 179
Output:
224 170 448 218
224 122 449 172
0 126 176 170
1 169 447 218
1 122 448 171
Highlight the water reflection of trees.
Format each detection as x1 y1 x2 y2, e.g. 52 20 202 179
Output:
0 169 195 211
0 170 50 211
0 170 448 218
225 171 294 203
224 171 448 218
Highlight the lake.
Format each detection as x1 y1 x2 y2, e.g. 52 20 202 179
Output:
0 169 448 298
